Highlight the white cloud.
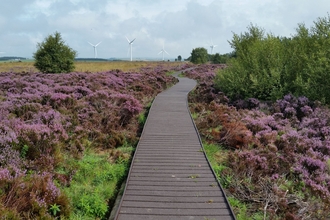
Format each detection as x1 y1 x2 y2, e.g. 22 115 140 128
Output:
69 0 83 5
30 0 57 16
0 15 6 28
0 0 329 59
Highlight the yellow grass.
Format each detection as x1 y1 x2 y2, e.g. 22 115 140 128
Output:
0 60 183 73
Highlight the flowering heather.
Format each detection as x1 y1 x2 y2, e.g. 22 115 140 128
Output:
0 63 179 219
183 64 226 82
187 64 330 219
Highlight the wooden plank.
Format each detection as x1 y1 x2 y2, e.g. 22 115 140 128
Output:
126 185 220 191
130 167 211 172
126 180 218 187
130 169 211 175
122 195 227 203
117 214 234 220
132 162 207 166
121 201 229 209
129 173 215 178
128 176 216 182
119 207 232 216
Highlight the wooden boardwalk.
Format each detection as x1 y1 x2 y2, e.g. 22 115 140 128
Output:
114 74 236 220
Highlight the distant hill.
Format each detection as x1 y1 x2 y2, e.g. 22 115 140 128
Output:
75 58 109 62
0 56 27 61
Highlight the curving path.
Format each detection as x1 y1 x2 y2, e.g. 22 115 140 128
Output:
114 73 236 220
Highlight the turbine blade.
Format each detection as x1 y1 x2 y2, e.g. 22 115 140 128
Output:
164 50 170 55
88 42 94 46
158 51 163 55
95 41 102 47
130 38 136 44
125 36 130 43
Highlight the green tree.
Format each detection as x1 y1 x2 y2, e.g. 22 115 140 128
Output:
190 47 208 64
33 32 77 73
215 24 285 100
279 15 330 103
212 53 221 64
177 55 182 61
214 53 235 64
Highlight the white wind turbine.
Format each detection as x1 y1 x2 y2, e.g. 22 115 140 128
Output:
210 44 217 55
126 37 136 61
158 44 169 61
88 41 102 58
209 40 217 55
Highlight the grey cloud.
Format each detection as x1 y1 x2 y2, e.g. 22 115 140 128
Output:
1 0 330 58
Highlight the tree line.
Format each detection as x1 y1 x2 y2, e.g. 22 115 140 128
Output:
188 47 234 64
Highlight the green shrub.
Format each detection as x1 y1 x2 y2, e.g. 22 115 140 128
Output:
33 32 77 73
211 52 233 64
190 47 209 64
215 14 330 104
215 24 285 101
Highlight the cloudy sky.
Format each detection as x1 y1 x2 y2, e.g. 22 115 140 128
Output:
0 0 329 60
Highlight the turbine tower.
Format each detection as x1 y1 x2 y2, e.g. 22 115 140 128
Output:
126 37 136 61
158 44 169 61
209 42 217 55
88 41 102 58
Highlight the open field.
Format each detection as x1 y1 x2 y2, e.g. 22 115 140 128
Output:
0 60 184 73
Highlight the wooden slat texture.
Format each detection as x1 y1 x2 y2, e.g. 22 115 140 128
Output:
114 74 235 220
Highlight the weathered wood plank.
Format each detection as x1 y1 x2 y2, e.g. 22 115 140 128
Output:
117 214 234 220
119 207 232 216
121 195 227 202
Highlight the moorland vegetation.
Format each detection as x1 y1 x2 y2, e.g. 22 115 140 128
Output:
1 13 330 220
186 14 330 220
0 61 189 219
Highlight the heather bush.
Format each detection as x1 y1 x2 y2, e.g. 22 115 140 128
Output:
0 63 180 219
0 171 70 219
185 64 229 104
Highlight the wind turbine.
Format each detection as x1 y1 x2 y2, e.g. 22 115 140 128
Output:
158 44 169 61
88 41 102 58
126 37 136 61
209 40 217 55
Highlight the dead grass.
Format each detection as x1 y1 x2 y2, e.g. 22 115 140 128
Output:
0 61 182 73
